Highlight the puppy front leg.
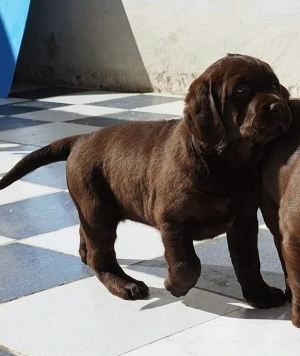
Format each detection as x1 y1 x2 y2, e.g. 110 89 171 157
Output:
260 192 291 301
162 230 201 297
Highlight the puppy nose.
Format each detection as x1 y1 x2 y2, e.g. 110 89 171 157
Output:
270 102 285 117
269 101 291 131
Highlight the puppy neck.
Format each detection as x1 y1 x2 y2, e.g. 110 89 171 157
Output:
220 138 264 167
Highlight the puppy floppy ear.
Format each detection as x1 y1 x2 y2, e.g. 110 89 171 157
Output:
280 84 290 102
184 78 227 153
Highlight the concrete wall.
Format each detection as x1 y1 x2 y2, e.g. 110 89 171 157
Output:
15 0 300 95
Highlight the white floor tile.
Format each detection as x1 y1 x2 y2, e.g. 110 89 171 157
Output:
133 101 184 116
38 91 139 105
0 181 62 205
20 225 80 257
0 235 14 245
0 122 99 146
20 221 164 267
51 104 126 116
0 142 22 150
0 272 241 356
0 146 34 174
123 304 296 356
116 221 164 265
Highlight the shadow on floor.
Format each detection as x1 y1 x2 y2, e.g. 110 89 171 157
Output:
125 259 289 322
142 285 291 322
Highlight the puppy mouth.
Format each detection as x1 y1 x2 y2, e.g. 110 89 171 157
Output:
246 101 292 138
242 121 285 143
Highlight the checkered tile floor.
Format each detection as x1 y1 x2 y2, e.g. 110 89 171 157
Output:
0 85 298 356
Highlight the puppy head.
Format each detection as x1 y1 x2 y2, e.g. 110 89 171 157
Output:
184 54 292 153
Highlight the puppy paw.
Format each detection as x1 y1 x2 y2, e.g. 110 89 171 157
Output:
99 270 150 300
245 285 286 309
164 279 193 297
125 282 150 300
110 281 150 300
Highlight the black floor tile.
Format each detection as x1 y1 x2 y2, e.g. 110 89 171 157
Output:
0 243 93 303
66 116 128 127
0 103 45 116
9 87 89 100
90 94 182 110
12 100 70 110
0 117 47 132
0 192 78 239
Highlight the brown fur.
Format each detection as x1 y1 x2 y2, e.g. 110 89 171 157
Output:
0 54 291 305
260 98 300 327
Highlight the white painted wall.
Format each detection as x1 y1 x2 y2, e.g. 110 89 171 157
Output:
16 0 300 95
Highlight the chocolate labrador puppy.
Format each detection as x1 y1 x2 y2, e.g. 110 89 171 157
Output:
0 54 291 308
260 98 300 327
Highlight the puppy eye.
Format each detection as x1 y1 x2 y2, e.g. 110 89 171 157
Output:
235 85 249 95
272 82 279 90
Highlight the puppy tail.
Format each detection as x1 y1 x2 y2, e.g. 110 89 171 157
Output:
0 135 81 190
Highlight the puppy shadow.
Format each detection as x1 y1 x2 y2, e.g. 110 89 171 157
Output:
126 259 291 323
142 285 291 322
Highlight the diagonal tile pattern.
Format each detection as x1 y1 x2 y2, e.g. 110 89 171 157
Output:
0 84 291 356
0 116 46 132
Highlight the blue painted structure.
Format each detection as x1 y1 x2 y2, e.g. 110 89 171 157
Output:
0 0 31 97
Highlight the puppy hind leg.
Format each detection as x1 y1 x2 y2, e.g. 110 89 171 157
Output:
80 218 149 300
67 171 149 299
